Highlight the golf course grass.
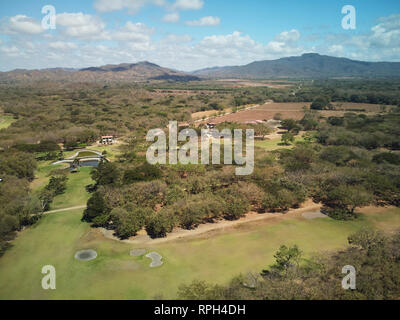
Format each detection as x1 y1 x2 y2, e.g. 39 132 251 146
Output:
31 163 93 210
50 167 93 210
0 115 16 130
0 204 399 300
255 136 304 151
2 145 399 300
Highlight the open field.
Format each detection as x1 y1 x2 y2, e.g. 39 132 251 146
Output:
31 163 93 210
50 167 93 210
216 79 296 88
0 205 399 300
0 115 16 130
196 102 389 125
255 136 305 151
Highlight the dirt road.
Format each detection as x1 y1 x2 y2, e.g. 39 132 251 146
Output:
100 200 322 245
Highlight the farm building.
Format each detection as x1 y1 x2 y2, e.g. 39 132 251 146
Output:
101 136 114 145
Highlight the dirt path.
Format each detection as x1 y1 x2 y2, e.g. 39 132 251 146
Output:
44 205 87 214
100 200 322 246
193 100 273 125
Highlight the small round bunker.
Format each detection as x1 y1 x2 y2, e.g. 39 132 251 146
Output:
74 249 98 261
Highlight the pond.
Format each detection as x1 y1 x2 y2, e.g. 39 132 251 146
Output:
53 149 106 168
76 150 102 157
79 159 101 167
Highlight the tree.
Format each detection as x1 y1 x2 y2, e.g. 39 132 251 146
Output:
145 212 175 238
262 245 302 275
320 185 373 220
123 163 162 184
91 161 120 186
177 281 222 300
311 96 330 110
280 119 301 133
45 175 68 196
111 207 151 239
281 132 295 145
261 189 298 212
223 196 249 220
82 191 110 223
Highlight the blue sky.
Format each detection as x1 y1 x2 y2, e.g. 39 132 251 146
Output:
0 0 399 71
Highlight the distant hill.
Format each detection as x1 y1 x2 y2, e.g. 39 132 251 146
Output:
0 61 200 82
192 53 400 79
2 54 400 82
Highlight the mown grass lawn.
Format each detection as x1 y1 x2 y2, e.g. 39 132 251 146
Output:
0 115 16 130
0 205 399 300
31 163 93 210
255 136 304 151
50 167 94 210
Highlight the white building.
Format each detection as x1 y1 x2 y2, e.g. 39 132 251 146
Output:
101 136 114 145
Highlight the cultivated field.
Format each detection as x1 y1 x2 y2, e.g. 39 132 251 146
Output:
215 79 296 88
196 102 388 125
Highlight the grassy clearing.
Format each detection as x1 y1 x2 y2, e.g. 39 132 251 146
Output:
0 115 16 130
0 205 399 300
255 136 304 151
62 144 121 161
85 144 122 161
50 167 93 210
31 162 93 210
30 162 65 192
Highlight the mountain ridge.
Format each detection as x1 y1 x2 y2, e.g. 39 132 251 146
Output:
1 54 400 82
192 53 400 79
0 61 200 82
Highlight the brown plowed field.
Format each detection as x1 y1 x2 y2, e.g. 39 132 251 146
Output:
196 102 386 125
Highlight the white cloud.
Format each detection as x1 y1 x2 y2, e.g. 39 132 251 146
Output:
275 29 300 43
94 0 166 14
320 14 400 61
56 12 108 40
7 15 43 35
163 12 180 23
173 0 204 10
263 29 302 56
3 10 400 73
0 45 22 57
328 44 344 55
161 34 192 43
113 21 154 43
49 41 78 50
186 16 220 27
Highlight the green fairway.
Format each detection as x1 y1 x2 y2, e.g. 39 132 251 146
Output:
0 115 16 130
0 205 399 300
31 163 94 210
50 167 93 210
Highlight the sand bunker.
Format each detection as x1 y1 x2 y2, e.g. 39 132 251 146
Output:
74 249 98 261
146 252 163 268
130 249 147 257
302 211 327 220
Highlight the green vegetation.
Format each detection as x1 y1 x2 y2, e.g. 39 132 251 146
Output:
0 115 16 130
0 205 399 299
179 228 400 300
0 78 399 300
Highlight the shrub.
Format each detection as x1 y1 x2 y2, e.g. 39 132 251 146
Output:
145 212 175 238
123 163 162 184
82 191 110 223
311 96 330 110
111 207 151 239
223 196 249 220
